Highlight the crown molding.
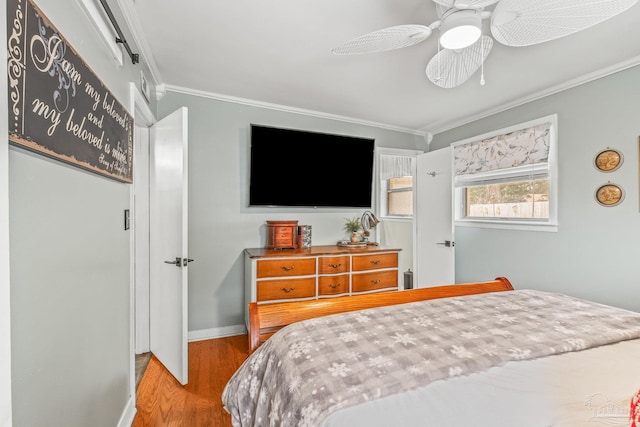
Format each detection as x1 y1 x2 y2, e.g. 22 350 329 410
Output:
163 84 429 137
105 2 640 138
155 83 166 101
424 55 640 135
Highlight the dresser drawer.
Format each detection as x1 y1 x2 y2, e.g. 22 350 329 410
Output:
257 277 316 302
318 256 350 274
256 258 316 278
352 270 398 293
318 274 350 296
352 253 398 272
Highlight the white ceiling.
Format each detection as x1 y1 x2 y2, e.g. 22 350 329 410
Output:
127 0 640 134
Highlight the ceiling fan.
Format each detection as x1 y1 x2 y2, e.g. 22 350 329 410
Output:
331 0 639 89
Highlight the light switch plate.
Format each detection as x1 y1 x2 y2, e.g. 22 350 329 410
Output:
124 209 130 230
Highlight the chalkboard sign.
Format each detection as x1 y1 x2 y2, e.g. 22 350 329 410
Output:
7 0 133 183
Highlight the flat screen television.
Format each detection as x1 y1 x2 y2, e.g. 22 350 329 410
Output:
249 125 375 208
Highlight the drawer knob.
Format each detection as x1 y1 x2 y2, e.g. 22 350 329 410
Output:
280 287 295 293
328 263 342 269
370 260 381 265
280 265 295 271
328 283 341 289
370 279 381 284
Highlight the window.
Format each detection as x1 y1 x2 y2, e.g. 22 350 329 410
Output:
453 115 558 232
465 177 549 219
388 176 413 216
377 149 422 219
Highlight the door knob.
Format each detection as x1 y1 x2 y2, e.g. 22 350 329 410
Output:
165 257 181 266
164 257 194 267
436 240 454 247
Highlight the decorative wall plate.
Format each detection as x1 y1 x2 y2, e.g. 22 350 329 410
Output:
595 183 624 207
594 148 623 172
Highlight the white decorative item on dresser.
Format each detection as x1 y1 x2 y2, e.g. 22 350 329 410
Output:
243 245 401 329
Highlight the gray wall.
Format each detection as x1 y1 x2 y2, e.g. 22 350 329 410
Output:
430 65 640 312
6 0 155 425
9 153 130 426
157 91 426 333
1 1 12 424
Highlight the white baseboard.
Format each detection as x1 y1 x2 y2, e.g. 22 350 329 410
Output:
117 395 136 427
188 324 246 342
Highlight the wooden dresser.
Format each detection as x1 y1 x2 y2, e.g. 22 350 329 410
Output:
244 245 401 327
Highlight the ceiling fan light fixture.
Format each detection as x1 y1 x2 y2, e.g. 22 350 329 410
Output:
439 9 482 50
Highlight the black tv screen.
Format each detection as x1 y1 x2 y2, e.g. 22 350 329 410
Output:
249 125 375 208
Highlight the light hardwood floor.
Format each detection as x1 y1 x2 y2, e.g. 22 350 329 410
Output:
132 334 249 427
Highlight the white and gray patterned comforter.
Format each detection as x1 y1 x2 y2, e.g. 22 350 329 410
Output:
222 290 640 427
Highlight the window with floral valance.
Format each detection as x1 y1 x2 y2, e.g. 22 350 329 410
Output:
452 115 558 232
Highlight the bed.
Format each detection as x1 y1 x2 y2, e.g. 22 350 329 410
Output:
222 277 640 427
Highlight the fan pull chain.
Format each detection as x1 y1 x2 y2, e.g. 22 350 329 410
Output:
480 37 486 86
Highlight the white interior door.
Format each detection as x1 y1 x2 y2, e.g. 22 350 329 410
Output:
414 147 455 288
149 107 189 385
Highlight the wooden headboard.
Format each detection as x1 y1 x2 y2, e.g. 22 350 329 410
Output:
248 277 514 353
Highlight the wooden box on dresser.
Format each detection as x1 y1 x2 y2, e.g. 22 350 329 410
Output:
244 245 402 329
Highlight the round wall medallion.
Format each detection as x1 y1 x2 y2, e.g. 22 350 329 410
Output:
595 183 624 206
594 148 623 172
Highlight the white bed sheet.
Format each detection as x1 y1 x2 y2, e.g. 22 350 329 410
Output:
322 338 640 427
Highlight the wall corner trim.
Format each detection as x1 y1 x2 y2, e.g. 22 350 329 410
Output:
116 395 136 427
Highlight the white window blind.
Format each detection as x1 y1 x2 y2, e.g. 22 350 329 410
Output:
379 155 413 181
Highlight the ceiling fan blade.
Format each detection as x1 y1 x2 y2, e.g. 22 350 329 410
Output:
491 0 639 47
331 25 433 55
426 35 493 88
432 0 499 8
